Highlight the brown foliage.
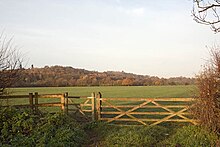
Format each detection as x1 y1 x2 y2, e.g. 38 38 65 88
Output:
192 48 220 133
14 66 195 87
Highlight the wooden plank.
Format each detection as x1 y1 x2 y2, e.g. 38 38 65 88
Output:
96 92 102 120
82 109 93 112
1 104 32 107
29 93 34 110
68 96 88 98
36 103 62 107
100 111 190 115
34 92 39 111
83 99 91 105
101 105 188 108
61 94 65 112
80 104 92 107
91 92 95 121
65 92 68 114
101 98 195 101
0 95 29 99
100 118 197 122
38 94 63 98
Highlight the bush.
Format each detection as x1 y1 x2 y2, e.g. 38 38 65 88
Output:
0 107 87 146
161 125 219 147
0 107 38 145
192 48 220 133
33 113 87 147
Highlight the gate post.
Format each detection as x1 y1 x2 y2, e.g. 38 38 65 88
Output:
29 93 34 111
34 92 38 111
96 92 102 120
64 92 68 114
91 92 96 121
61 93 65 113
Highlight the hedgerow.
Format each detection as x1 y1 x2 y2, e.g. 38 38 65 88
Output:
0 107 87 146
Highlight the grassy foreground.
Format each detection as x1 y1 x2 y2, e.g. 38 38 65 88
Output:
0 107 219 147
9 85 197 98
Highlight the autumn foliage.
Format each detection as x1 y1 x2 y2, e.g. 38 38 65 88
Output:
12 66 195 87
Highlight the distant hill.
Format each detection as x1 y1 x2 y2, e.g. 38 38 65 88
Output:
14 65 195 87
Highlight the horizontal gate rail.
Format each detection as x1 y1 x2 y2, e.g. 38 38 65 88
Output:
100 98 194 101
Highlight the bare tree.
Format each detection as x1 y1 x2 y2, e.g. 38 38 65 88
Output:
192 47 220 133
193 0 220 33
0 33 23 95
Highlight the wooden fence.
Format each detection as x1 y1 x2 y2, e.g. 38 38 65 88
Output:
0 92 197 126
0 92 68 112
87 92 198 126
0 92 93 116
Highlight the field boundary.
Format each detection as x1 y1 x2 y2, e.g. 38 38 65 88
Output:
0 92 197 125
0 93 68 112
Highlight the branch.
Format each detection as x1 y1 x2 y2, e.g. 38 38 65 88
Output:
193 0 220 33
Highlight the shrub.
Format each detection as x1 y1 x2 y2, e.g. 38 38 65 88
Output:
0 107 38 145
33 113 87 147
161 125 219 147
0 107 87 146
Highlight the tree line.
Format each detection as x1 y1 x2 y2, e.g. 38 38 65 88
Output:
13 65 195 87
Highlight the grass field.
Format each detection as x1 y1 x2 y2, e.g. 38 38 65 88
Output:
8 85 197 98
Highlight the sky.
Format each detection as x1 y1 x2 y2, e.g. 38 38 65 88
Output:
0 0 220 78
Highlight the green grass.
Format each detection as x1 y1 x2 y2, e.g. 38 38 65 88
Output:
8 85 197 98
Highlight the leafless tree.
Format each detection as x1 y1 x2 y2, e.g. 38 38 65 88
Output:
192 47 220 133
193 0 220 33
0 33 23 95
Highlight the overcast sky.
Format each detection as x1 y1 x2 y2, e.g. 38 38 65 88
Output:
0 0 219 78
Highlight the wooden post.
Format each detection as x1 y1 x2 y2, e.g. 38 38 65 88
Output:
91 92 96 121
61 94 65 112
34 92 38 111
64 92 68 114
96 92 102 120
29 93 34 111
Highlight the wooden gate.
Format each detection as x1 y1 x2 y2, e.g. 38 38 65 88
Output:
94 94 197 126
66 93 95 121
